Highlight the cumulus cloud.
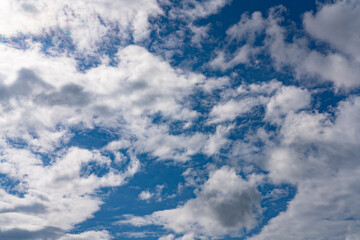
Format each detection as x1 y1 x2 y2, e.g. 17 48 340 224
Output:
119 166 263 239
304 0 360 62
1 1 360 239
138 190 153 201
208 97 264 124
213 3 360 88
0 22 242 236
248 95 360 239
169 0 231 21
207 79 283 126
0 0 162 51
266 5 360 89
0 39 217 238
265 86 311 124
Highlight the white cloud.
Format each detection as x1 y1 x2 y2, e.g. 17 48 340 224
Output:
215 4 360 88
226 11 265 43
0 42 207 157
208 97 264 124
265 5 360 89
189 24 210 47
0 0 162 51
119 166 263 239
209 11 265 71
207 79 282 125
1 1 360 240
169 0 231 21
0 146 138 237
265 86 311 124
252 96 360 239
209 44 260 71
204 124 233 155
0 39 216 238
304 0 360 62
159 234 175 240
59 230 111 240
139 190 153 201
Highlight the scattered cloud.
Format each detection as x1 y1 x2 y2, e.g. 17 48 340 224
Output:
120 166 263 239
138 190 153 201
0 0 359 239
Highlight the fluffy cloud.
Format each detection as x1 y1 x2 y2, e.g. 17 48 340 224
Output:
138 190 153 201
208 97 263 123
1 1 360 239
265 86 311 124
213 3 360 88
169 0 231 21
0 0 162 51
0 39 216 238
120 166 263 239
304 0 360 62
266 5 360 89
59 230 111 240
0 146 135 238
250 96 360 239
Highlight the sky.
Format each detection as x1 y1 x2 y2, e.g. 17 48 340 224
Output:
0 0 359 239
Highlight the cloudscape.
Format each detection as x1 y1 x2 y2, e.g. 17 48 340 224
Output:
0 0 359 239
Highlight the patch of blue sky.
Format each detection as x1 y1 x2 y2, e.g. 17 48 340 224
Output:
2 24 127 72
70 156 198 239
0 34 30 50
67 127 118 150
62 121 294 239
243 184 297 239
0 174 25 198
145 0 317 76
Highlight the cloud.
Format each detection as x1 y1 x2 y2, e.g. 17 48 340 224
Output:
120 166 263 239
304 0 360 62
0 0 162 51
138 190 153 201
0 227 63 240
0 28 235 237
0 147 138 234
0 38 209 238
265 86 311 124
59 230 111 240
265 5 360 89
203 124 233 155
226 11 265 43
169 0 231 21
250 96 360 239
1 1 360 239
209 44 259 71
208 97 263 124
207 79 283 125
213 4 360 88
209 11 265 71
159 234 175 240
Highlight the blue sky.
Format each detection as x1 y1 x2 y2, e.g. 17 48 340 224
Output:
0 0 360 239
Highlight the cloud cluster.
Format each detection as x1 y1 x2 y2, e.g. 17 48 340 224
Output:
249 95 360 240
0 40 217 238
0 0 162 51
120 166 262 239
123 2 360 239
1 0 360 239
211 2 360 89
